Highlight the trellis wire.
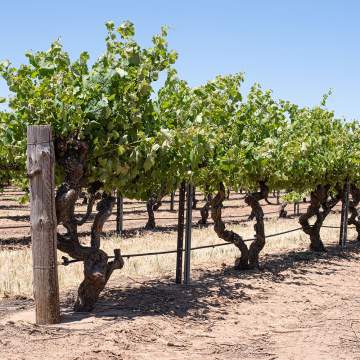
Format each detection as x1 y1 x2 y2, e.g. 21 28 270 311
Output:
60 226 304 266
0 206 344 231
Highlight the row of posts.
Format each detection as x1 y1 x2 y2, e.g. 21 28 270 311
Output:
175 182 193 285
115 191 176 236
86 184 353 291
116 183 192 285
26 125 352 324
115 183 352 281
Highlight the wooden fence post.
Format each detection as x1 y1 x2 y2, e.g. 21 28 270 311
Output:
116 192 123 236
184 183 193 285
175 182 186 284
27 125 60 325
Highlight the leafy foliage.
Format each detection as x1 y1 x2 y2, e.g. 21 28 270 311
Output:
0 21 177 196
0 19 357 203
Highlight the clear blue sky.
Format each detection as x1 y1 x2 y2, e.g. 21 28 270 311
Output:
0 0 358 119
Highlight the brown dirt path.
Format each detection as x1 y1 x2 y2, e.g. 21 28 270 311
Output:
1 242 360 360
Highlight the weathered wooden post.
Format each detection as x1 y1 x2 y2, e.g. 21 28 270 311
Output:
339 181 350 249
116 191 123 236
175 182 186 284
184 183 193 285
27 125 60 325
276 190 280 205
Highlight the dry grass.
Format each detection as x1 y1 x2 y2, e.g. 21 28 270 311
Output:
0 212 355 298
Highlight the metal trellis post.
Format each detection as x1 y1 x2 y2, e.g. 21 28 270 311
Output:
175 182 186 284
339 181 350 249
116 192 123 236
184 183 193 285
170 192 175 211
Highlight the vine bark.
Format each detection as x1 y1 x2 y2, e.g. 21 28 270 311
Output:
299 184 341 251
198 193 212 225
55 139 124 311
348 185 360 240
210 182 269 269
145 196 163 230
245 182 268 269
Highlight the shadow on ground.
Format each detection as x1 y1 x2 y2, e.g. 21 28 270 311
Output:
59 240 360 324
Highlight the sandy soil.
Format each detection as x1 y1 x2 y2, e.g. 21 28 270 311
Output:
1 241 360 360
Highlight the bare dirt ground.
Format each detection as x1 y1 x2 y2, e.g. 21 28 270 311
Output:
1 241 360 360
0 187 356 359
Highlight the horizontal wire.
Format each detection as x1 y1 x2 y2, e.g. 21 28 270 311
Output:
0 208 303 230
60 226 305 266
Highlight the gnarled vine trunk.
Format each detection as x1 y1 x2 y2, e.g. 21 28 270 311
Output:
245 182 268 269
55 139 124 312
145 196 162 230
348 185 360 240
226 187 231 200
210 182 269 270
279 201 288 218
198 193 212 225
299 184 341 252
211 183 249 269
